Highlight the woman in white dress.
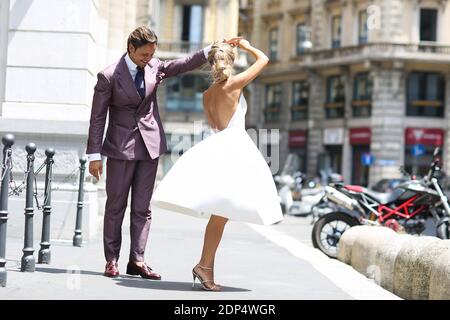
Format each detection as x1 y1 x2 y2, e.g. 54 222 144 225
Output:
151 38 283 291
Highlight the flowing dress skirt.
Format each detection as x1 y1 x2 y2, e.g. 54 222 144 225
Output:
151 127 283 225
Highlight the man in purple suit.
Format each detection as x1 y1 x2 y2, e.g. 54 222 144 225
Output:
86 26 211 279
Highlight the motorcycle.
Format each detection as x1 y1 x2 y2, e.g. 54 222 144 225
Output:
295 184 326 217
311 147 450 258
309 171 345 224
309 195 336 224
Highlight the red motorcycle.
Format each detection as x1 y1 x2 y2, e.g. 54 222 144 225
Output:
312 148 450 258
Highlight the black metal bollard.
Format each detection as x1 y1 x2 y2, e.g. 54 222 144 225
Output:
0 134 14 287
21 143 37 272
73 157 87 247
38 148 55 264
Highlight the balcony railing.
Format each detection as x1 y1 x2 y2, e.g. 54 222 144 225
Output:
297 42 450 67
157 42 210 54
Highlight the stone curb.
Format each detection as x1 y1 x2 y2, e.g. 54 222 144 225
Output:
338 225 450 300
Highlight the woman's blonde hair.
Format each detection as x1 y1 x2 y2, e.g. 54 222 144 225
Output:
207 42 235 83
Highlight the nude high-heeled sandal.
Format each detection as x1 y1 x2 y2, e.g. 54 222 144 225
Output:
192 264 221 292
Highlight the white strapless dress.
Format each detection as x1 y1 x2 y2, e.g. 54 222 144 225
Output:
151 95 283 225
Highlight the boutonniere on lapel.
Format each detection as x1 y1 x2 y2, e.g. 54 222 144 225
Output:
156 71 166 85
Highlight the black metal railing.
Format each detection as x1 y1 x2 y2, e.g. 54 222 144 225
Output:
0 133 87 287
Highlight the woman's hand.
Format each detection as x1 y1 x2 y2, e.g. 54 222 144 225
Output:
223 37 242 48
223 37 252 51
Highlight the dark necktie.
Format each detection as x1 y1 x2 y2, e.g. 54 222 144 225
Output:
135 66 145 99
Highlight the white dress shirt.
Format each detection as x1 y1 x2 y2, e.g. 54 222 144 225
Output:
87 45 212 162
125 53 139 81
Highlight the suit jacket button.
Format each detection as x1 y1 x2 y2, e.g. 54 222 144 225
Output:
151 121 155 125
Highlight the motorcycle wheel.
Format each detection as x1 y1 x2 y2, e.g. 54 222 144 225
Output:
437 222 450 239
311 212 360 259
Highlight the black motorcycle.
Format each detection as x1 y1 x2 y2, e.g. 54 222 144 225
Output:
311 148 450 258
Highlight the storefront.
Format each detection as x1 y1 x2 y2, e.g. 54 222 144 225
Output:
404 128 444 177
288 130 307 173
350 128 371 186
319 128 344 175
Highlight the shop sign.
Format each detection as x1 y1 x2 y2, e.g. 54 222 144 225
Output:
405 128 444 146
323 128 344 145
350 128 371 145
289 130 307 147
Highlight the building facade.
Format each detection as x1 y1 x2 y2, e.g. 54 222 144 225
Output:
244 0 450 186
0 0 241 179
146 0 242 176
0 0 241 240
0 0 157 240
0 0 150 177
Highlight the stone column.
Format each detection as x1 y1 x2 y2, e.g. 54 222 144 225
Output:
278 81 291 173
148 0 161 33
443 73 450 173
0 0 9 115
310 0 326 50
1 0 102 157
307 71 325 177
248 0 264 128
0 0 107 242
369 67 405 185
107 0 140 58
342 69 352 183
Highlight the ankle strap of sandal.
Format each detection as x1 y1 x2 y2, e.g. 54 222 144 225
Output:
196 264 213 270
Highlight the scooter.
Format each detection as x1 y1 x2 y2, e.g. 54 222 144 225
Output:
294 186 326 217
275 170 342 216
274 171 304 215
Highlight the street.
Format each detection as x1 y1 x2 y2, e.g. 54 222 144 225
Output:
0 212 399 300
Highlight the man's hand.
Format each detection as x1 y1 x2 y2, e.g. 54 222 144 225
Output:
89 160 103 180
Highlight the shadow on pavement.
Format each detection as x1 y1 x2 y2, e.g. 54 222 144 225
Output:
10 267 106 277
11 266 251 292
113 277 251 292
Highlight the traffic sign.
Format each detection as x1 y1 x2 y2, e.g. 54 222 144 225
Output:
361 153 374 166
411 144 425 157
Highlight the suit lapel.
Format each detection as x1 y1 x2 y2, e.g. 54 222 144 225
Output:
117 55 141 105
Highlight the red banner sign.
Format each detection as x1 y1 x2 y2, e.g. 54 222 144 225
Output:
289 130 307 147
405 128 444 146
349 128 371 145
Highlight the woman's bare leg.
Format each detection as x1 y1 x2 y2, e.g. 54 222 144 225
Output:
194 214 228 289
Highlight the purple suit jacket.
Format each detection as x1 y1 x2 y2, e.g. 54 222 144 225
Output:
86 49 208 160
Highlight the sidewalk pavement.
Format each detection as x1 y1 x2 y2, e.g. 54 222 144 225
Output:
0 211 400 300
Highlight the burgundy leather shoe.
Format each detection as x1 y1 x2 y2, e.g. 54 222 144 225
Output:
104 261 119 278
126 262 162 280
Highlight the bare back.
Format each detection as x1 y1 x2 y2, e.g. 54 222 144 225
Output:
203 79 242 132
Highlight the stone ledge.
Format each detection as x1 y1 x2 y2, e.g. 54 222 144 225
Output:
338 225 450 300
